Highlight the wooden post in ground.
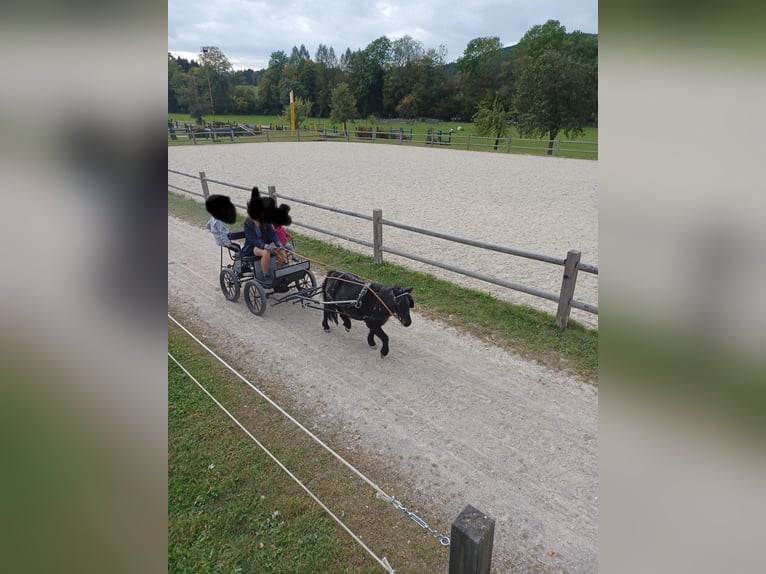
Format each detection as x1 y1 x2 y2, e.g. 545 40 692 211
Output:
199 171 210 199
556 249 581 328
373 209 383 264
448 505 495 574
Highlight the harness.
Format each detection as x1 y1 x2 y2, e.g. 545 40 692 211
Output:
354 282 372 309
327 273 399 323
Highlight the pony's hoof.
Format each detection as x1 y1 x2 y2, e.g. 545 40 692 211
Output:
323 327 330 333
368 343 377 349
344 327 351 332
380 349 389 357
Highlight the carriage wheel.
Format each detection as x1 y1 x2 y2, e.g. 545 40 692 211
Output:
294 270 317 292
244 280 268 316
219 268 240 302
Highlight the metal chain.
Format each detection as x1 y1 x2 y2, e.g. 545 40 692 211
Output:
376 492 451 546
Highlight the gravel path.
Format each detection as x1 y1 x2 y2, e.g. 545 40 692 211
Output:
168 142 598 573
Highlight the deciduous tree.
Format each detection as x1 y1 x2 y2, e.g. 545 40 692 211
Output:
348 36 392 118
256 51 288 114
200 46 234 117
280 96 313 129
513 20 597 154
233 85 256 114
472 95 510 150
516 20 567 59
168 54 186 113
456 37 505 117
329 83 357 134
514 49 593 154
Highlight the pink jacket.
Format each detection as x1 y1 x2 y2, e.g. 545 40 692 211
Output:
272 225 290 245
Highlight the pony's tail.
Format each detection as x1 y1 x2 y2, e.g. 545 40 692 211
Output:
321 275 329 300
321 275 339 325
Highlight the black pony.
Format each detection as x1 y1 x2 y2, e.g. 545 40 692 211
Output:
321 270 414 357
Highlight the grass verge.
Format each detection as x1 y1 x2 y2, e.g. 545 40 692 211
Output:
168 191 597 383
167 114 597 160
168 318 450 574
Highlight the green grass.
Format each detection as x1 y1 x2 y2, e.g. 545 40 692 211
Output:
168 191 598 382
168 320 449 574
167 114 598 159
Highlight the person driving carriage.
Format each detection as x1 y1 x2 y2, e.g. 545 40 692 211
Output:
243 213 284 283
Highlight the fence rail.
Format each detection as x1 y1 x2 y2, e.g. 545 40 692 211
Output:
168 123 597 159
168 169 598 328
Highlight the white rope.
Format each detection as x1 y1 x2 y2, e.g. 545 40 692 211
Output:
169 351 395 574
168 313 387 495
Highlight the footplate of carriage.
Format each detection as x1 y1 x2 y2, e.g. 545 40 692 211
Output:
274 259 309 281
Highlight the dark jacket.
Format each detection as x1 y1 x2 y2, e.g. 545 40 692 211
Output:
243 217 282 255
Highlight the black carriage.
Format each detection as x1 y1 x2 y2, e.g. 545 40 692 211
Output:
218 231 317 316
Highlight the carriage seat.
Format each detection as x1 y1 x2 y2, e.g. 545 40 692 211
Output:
226 231 261 262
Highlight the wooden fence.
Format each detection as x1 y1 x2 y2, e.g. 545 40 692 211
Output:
167 122 597 160
168 169 598 328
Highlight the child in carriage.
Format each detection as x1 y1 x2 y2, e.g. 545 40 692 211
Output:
206 215 236 248
205 194 237 248
271 204 298 263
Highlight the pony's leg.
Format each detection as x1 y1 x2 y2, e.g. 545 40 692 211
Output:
365 321 389 356
322 306 338 332
340 313 352 331
322 309 331 332
375 325 389 356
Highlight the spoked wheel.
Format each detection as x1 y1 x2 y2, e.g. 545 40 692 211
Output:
294 270 317 292
244 280 268 316
219 268 240 302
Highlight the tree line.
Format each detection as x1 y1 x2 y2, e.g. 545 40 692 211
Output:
168 20 597 153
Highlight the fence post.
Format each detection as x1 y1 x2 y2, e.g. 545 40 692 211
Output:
556 249 581 328
555 139 561 156
191 130 196 144
199 171 210 199
507 137 512 153
267 185 277 205
448 505 495 574
466 135 471 151
373 209 383 264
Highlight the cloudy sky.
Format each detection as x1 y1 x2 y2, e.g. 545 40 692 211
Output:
168 0 597 70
